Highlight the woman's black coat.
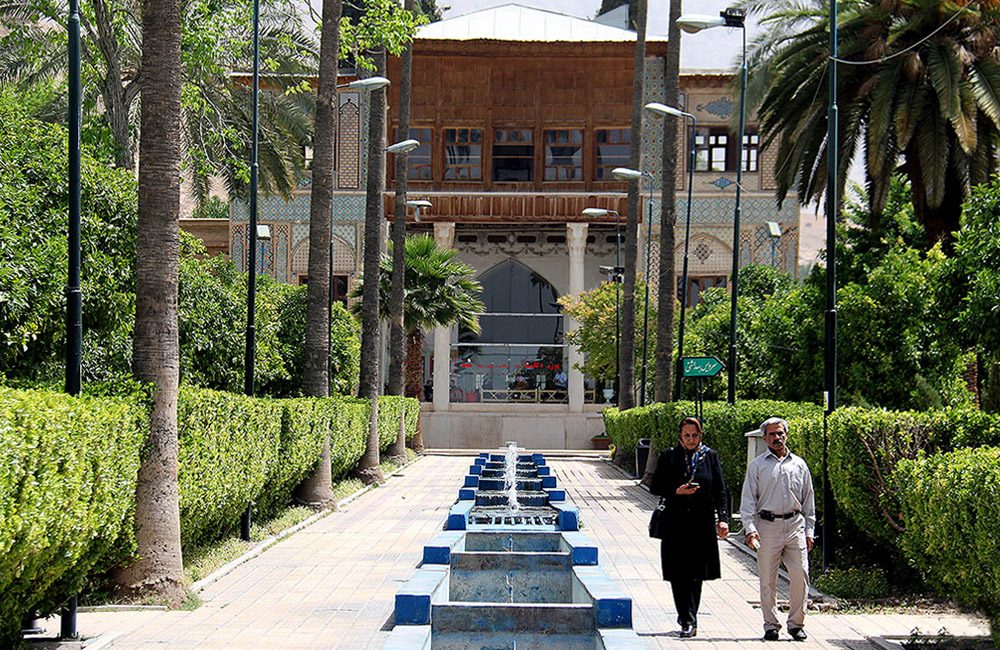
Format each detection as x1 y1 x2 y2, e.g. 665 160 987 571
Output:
649 445 729 581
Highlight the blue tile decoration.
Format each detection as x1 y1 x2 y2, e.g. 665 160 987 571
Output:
710 177 735 190
697 97 735 119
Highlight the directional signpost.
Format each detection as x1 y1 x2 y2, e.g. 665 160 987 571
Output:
681 356 725 422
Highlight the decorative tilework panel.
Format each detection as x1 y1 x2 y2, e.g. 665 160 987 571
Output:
332 236 357 274
292 223 309 248
232 223 247 271
291 238 309 275
273 222 291 283
643 58 666 192
338 93 362 190
332 223 358 251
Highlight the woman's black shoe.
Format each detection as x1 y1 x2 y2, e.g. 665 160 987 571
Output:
679 623 697 638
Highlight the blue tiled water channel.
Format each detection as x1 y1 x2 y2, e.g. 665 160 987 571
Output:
382 446 644 650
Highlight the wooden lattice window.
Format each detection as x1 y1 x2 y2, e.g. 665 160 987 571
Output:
544 129 583 181
595 128 630 180
443 127 482 180
407 127 433 180
493 128 534 182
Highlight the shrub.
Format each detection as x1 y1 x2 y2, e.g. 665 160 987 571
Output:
0 387 146 646
319 398 368 482
255 398 327 518
176 387 282 548
812 565 891 600
896 447 1000 643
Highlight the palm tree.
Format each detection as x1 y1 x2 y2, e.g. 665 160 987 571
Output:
112 0 185 604
0 0 317 203
296 0 340 507
356 46 389 484
351 235 484 451
620 0 648 410
387 0 416 400
740 0 1000 249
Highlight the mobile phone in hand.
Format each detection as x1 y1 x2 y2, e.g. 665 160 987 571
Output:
687 482 699 488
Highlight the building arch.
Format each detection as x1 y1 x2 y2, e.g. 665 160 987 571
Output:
290 233 356 284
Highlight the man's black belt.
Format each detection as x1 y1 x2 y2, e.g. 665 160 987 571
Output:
759 510 800 522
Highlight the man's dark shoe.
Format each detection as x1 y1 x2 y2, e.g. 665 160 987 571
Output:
679 623 697 638
789 628 808 641
763 629 780 641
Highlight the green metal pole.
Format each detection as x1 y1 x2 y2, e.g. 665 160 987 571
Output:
823 0 839 570
674 116 696 401
61 0 82 638
241 0 261 542
727 26 747 404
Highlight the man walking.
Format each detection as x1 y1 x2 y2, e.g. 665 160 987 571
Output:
740 417 816 641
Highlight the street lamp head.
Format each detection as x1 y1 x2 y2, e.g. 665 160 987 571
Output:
722 7 746 28
611 167 644 181
385 139 420 154
406 199 432 222
582 207 616 217
677 13 727 33
255 224 272 241
342 76 390 91
644 102 692 120
766 221 782 238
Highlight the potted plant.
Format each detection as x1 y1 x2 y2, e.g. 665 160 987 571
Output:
591 433 611 450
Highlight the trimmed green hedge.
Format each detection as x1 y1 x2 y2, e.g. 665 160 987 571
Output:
896 447 1000 643
826 406 1000 547
177 387 283 548
0 387 146 647
603 399 823 507
0 385 420 644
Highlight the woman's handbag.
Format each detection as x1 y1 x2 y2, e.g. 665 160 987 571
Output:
649 497 667 539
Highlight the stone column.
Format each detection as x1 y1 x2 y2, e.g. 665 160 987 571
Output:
566 223 588 412
432 222 456 412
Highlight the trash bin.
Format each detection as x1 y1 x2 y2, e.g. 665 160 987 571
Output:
635 438 652 477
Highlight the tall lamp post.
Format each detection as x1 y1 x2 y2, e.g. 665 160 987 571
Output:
643 102 696 401
610 167 654 406
325 76 392 383
582 208 622 405
678 7 746 404
824 0 840 570
239 0 263 543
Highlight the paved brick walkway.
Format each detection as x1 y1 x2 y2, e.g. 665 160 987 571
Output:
38 454 988 649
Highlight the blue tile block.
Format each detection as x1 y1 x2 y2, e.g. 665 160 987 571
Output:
394 592 431 625
446 501 474 530
595 597 633 628
469 464 483 475
536 466 551 476
458 488 476 501
532 453 546 465
463 475 480 488
572 544 598 566
541 476 557 488
474 457 487 466
422 531 464 565
545 488 565 502
557 510 578 531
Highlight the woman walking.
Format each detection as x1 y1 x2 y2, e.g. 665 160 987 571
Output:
650 416 729 638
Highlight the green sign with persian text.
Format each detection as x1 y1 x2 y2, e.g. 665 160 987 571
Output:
682 356 725 378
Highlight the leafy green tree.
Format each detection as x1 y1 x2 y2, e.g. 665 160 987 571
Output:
741 0 1000 248
351 235 483 451
177 236 359 396
559 278 657 396
0 0 317 203
0 91 137 385
950 175 1000 410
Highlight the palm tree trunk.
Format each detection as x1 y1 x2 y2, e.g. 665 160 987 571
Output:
644 0 683 486
111 0 185 605
355 47 388 485
405 327 425 452
92 0 134 171
296 0 341 507
620 0 648 411
387 0 415 397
